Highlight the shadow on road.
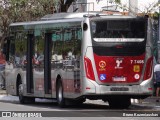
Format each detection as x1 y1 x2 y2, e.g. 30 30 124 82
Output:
0 99 156 111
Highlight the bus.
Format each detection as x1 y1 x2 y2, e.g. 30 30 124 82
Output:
4 12 153 108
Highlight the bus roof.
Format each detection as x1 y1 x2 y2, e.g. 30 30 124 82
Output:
10 18 83 27
10 12 96 26
41 12 139 20
10 12 139 27
41 12 95 20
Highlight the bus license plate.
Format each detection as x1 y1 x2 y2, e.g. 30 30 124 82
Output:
112 77 126 82
110 87 129 91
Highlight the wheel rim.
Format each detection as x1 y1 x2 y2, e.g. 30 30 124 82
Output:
18 84 23 96
58 84 63 103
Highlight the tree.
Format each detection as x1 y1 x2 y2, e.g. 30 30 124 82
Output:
58 0 74 12
0 0 60 49
114 0 121 4
115 0 159 15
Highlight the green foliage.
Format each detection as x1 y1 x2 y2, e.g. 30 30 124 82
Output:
152 12 159 20
0 0 60 49
114 0 121 4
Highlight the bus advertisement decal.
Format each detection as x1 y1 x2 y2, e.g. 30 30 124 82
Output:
99 61 106 71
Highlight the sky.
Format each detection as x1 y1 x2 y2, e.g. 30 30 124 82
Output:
85 0 159 13
121 0 158 12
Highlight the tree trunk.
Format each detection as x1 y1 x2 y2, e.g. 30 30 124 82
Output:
0 35 6 52
60 4 67 12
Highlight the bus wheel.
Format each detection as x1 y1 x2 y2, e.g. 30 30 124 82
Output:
18 83 35 104
56 81 65 107
108 98 131 109
18 83 26 104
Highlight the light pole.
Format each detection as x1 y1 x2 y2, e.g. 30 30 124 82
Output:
158 0 160 60
159 0 160 41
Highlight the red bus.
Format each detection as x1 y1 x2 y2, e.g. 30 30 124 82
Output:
5 12 153 108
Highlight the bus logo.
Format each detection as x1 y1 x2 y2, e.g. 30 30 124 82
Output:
115 59 123 69
99 61 106 71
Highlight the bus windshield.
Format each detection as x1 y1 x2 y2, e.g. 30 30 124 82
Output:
91 19 146 42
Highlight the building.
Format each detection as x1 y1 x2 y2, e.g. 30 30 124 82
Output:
67 0 119 12
66 0 158 13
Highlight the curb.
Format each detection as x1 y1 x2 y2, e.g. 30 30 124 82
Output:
0 90 7 95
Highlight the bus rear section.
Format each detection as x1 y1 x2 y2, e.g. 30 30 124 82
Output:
82 16 153 108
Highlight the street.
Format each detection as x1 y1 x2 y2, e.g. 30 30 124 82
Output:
0 94 160 120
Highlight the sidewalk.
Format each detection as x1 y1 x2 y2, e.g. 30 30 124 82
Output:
0 89 6 95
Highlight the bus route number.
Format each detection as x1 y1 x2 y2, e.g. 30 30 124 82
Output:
130 60 144 64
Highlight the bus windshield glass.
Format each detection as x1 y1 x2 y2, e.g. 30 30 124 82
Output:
91 19 146 42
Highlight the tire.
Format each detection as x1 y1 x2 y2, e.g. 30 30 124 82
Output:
108 98 131 109
18 83 26 104
27 97 35 103
18 83 35 104
56 81 65 107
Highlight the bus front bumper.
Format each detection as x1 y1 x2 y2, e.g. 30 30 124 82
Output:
83 78 153 98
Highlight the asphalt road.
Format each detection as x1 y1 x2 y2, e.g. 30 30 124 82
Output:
0 95 160 120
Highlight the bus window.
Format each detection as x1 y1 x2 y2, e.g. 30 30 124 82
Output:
91 19 146 41
51 23 82 70
14 31 27 67
62 27 82 70
34 30 44 71
51 29 63 69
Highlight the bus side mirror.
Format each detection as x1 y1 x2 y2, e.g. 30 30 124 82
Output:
83 23 88 31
